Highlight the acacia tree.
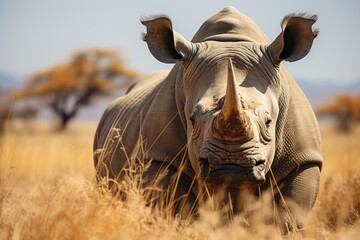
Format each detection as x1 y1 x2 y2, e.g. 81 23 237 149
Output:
316 93 360 131
0 89 10 136
13 48 139 130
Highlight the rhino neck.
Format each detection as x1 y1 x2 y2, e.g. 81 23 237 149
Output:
271 66 323 183
173 63 188 132
139 63 195 178
192 6 269 44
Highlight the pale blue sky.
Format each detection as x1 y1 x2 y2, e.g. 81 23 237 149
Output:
1 0 360 83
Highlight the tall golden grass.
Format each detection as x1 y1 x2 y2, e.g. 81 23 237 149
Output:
0 122 360 239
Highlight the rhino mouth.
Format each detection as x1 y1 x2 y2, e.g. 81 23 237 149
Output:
199 158 266 190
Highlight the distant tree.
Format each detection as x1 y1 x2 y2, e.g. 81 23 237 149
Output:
316 93 360 131
0 107 8 136
0 89 10 136
0 105 38 134
12 48 139 130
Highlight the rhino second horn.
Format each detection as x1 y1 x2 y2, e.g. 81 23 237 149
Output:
212 59 254 142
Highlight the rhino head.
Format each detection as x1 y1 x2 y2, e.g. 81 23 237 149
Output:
141 7 318 190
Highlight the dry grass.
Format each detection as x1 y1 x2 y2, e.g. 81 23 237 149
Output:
1 122 360 239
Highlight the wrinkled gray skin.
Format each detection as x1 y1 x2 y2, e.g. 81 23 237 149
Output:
94 7 322 230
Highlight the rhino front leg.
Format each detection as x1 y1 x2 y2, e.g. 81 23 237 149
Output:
275 163 320 232
142 160 198 218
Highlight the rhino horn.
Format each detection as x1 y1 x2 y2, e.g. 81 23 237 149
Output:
212 59 254 142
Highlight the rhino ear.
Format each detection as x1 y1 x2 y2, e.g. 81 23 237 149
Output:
268 13 319 65
141 15 192 64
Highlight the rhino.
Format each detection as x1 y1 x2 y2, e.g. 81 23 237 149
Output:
94 6 322 230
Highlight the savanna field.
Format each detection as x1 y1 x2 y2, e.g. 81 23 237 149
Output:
1 122 360 239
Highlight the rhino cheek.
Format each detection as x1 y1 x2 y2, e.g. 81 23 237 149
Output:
187 141 201 175
264 141 276 173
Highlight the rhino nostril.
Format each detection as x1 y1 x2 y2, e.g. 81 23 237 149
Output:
199 158 210 178
255 160 265 167
255 160 266 171
247 159 265 168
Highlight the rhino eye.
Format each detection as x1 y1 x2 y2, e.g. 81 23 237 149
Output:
265 117 272 128
265 116 272 128
190 105 208 127
189 113 195 127
217 97 225 108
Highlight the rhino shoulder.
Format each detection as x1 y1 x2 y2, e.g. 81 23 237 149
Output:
94 71 169 154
